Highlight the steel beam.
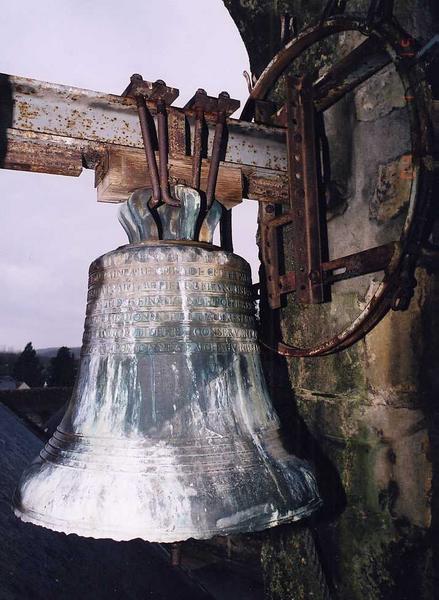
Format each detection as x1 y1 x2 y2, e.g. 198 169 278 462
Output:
0 74 287 174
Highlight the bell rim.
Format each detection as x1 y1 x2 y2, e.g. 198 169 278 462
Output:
14 496 322 543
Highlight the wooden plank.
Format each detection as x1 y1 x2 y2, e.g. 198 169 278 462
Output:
2 130 290 206
95 147 243 208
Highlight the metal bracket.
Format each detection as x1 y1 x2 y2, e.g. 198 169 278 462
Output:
122 75 179 105
123 75 181 207
251 13 439 356
184 89 240 250
261 67 435 309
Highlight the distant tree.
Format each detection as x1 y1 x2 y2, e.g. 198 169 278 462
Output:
13 342 44 387
48 346 77 387
0 350 18 377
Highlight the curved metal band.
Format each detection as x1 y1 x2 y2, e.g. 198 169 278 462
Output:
246 14 436 357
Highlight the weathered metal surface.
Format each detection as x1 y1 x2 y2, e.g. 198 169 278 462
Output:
274 244 397 295
245 169 288 204
240 15 392 122
13 191 321 542
199 199 223 244
2 74 287 172
157 98 179 207
313 36 391 112
122 75 180 105
135 94 162 207
157 186 201 240
184 89 208 189
272 37 391 124
118 188 159 243
286 76 325 304
249 14 438 356
321 242 397 284
260 203 284 309
206 92 239 209
3 136 83 177
122 75 182 207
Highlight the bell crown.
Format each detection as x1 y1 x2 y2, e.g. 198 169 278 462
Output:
118 185 223 244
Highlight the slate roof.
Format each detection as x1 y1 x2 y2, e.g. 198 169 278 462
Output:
0 404 210 600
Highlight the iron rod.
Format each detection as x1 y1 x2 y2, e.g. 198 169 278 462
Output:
191 107 203 189
135 95 161 208
206 111 225 209
156 99 179 206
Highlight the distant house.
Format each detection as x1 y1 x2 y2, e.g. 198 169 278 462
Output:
0 376 30 391
16 381 30 390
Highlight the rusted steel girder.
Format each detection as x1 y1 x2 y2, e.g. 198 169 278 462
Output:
271 36 392 125
241 15 394 122
285 75 325 305
0 74 288 183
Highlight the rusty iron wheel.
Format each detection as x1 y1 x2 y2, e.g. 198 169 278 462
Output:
242 14 437 357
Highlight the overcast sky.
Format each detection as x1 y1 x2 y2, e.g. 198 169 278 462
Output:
0 0 258 351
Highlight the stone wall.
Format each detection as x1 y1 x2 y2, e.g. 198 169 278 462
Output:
224 0 437 597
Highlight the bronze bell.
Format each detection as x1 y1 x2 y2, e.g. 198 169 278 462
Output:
13 186 321 542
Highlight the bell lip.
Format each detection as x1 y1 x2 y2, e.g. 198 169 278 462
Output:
13 496 322 543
